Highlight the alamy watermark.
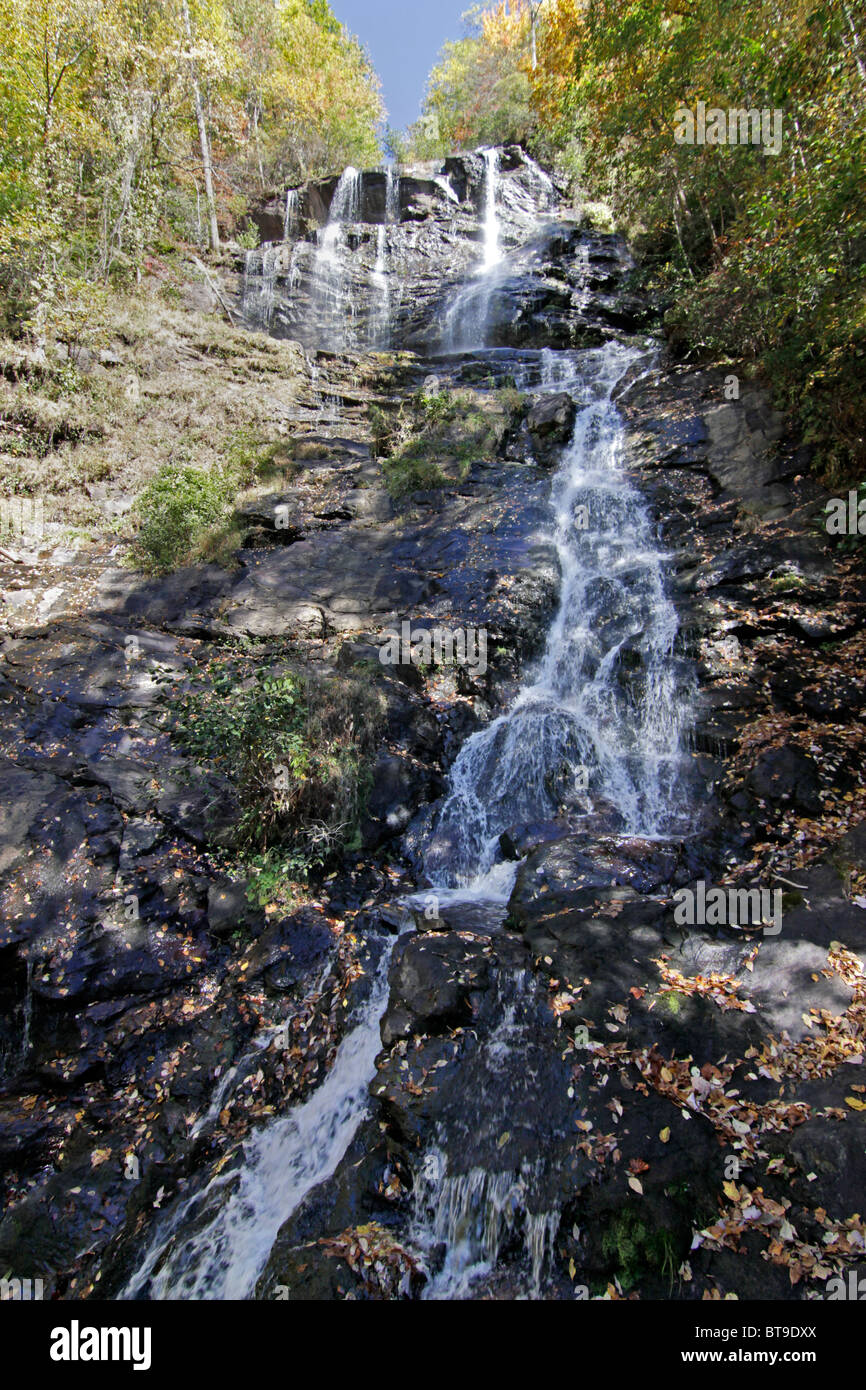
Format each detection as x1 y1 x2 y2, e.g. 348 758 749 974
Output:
824 490 866 536
673 882 782 935
674 102 784 156
379 620 488 677
0 496 44 540
1 1276 44 1300
824 1269 866 1300
49 1322 152 1371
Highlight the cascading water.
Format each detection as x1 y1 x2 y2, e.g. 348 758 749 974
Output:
312 166 361 350
370 166 400 348
480 147 502 271
424 341 694 892
122 936 399 1300
441 147 504 352
371 226 391 348
408 969 564 1300
402 342 694 1297
284 188 299 239
434 174 460 204
122 149 694 1304
385 164 400 223
241 243 280 332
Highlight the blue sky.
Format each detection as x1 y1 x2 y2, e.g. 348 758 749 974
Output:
329 0 472 133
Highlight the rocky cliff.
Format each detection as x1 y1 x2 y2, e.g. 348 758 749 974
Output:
0 145 864 1303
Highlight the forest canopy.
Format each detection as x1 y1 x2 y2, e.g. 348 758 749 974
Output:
0 0 383 339
411 0 865 482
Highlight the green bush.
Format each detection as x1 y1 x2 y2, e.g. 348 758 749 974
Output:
381 454 447 498
133 461 234 572
167 660 384 881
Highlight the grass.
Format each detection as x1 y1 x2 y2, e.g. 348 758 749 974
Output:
601 1209 678 1293
371 385 525 500
0 278 307 537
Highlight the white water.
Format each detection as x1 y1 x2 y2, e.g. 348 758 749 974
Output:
130 152 694 1303
241 243 280 331
385 164 400 223
480 147 502 271
410 971 560 1299
369 167 400 348
424 340 693 890
283 189 299 239
371 226 391 348
434 174 460 204
413 1161 558 1299
441 148 506 352
311 166 361 349
122 938 399 1300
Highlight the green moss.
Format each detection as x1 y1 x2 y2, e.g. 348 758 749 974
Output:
370 384 523 499
657 989 683 1015
770 573 807 593
601 1209 678 1292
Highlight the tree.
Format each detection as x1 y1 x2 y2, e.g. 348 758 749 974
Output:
529 0 866 481
409 2 537 157
181 0 221 250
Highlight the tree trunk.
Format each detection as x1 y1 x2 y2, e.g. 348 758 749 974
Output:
181 0 219 251
842 2 866 91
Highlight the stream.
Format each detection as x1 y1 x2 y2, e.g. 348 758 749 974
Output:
123 145 694 1301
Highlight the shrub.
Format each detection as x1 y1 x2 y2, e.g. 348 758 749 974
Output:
167 659 385 880
132 461 234 572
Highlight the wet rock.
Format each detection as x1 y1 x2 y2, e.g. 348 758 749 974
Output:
207 878 263 938
500 819 571 861
745 744 823 816
380 932 491 1046
241 909 334 992
363 751 431 849
526 392 577 464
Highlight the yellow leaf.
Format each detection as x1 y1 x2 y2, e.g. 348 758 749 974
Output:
659 1127 670 1143
845 1096 866 1111
628 1176 643 1194
723 1181 740 1201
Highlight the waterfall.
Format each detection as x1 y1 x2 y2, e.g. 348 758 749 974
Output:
369 166 399 349
20 959 33 1063
413 1162 557 1299
481 147 502 271
312 166 361 350
440 147 505 351
423 341 694 892
518 153 556 210
122 935 400 1300
371 225 391 349
408 969 563 1299
434 174 460 204
385 164 400 223
240 243 280 331
283 189 299 239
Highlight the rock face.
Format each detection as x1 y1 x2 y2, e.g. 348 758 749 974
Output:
1 142 864 1306
526 392 577 464
237 148 640 354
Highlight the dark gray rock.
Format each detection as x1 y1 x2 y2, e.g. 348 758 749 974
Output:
526 392 577 464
